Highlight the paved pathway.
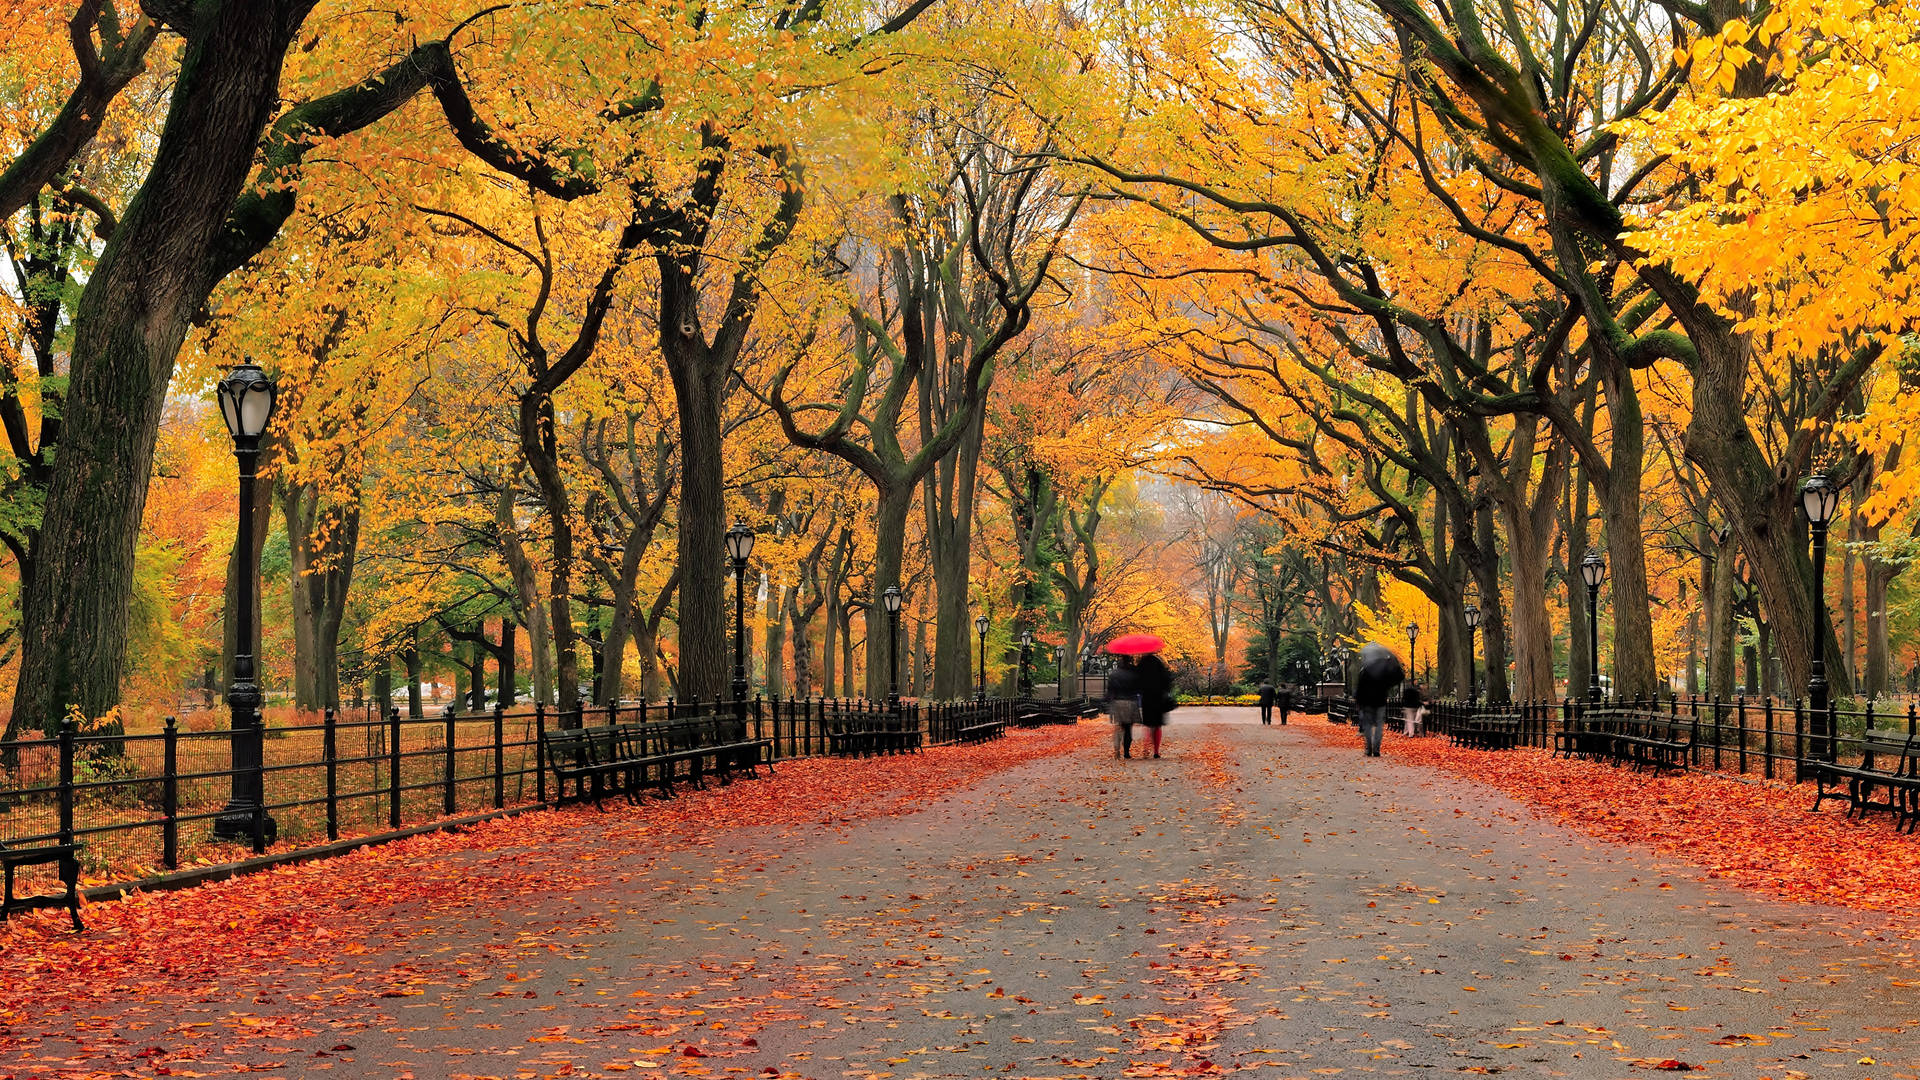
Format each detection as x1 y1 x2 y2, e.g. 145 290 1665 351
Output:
10 708 1920 1079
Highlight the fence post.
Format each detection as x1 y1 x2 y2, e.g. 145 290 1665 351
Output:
535 703 548 806
1763 697 1775 780
323 707 339 841
1793 699 1806 785
57 717 75 863
250 712 269 855
493 705 506 809
443 709 458 815
389 705 403 829
162 716 179 869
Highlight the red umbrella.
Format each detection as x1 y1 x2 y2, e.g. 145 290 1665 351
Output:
1105 632 1166 656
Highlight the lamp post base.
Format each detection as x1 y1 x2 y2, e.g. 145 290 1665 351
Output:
211 803 278 844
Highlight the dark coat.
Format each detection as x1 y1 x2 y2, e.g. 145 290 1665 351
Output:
1107 661 1143 722
1353 642 1405 707
1257 682 1275 705
1134 653 1174 726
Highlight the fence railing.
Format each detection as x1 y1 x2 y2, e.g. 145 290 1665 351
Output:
0 693 1080 908
1417 694 1920 785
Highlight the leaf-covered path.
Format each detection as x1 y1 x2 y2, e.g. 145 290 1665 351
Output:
6 711 1920 1079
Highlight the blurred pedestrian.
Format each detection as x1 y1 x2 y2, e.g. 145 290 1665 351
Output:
1257 681 1275 725
1136 651 1175 758
1401 680 1425 736
1353 642 1405 757
1108 655 1141 759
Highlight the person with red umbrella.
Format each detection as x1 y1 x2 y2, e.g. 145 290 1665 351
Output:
1107 633 1175 759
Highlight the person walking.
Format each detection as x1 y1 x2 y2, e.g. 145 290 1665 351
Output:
1400 680 1425 736
1135 651 1175 758
1277 685 1290 726
1353 642 1404 757
1257 681 1275 725
1107 655 1142 759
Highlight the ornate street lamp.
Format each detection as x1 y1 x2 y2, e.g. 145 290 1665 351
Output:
883 585 902 708
1464 603 1481 706
1019 630 1034 696
1801 475 1841 758
1580 549 1608 701
1406 622 1418 684
1053 645 1064 694
1079 646 1091 699
213 361 279 851
725 521 755 710
975 614 990 701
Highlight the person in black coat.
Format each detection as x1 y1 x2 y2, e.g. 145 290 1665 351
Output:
1257 681 1275 725
1107 655 1141 759
1134 652 1174 758
1352 642 1405 757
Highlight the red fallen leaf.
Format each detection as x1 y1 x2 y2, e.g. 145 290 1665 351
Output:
1649 1060 1696 1071
331 1044 355 1051
742 1037 758 1047
682 1045 708 1057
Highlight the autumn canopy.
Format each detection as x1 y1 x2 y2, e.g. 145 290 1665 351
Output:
0 0 1915 736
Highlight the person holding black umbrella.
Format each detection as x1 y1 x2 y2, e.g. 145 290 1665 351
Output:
1353 642 1404 757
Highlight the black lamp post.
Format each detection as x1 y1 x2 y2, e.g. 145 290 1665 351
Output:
1464 604 1481 706
975 614 989 701
1019 630 1033 697
213 360 279 850
725 521 754 710
1800 475 1841 758
1406 622 1418 684
1580 549 1608 701
1052 645 1064 694
1079 646 1091 699
883 585 902 708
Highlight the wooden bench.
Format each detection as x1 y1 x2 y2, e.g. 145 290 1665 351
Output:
1809 729 1920 830
1451 715 1520 751
1553 712 1614 759
826 713 920 757
1 840 82 931
542 719 772 806
956 717 1005 744
1608 714 1695 773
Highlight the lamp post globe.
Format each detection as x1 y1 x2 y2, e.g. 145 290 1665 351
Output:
212 360 279 850
975 614 990 701
882 585 902 708
1800 475 1841 757
725 521 754 710
1463 603 1481 705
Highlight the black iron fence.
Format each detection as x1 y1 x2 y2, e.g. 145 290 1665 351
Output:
1419 694 1920 785
0 694 1072 907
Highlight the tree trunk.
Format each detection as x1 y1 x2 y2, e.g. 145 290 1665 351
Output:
498 620 516 706
12 4 308 734
279 479 358 713
1470 496 1511 704
1564 466 1591 698
767 579 792 699
662 291 738 701
373 658 391 719
403 639 423 719
864 484 912 700
496 482 554 706
823 589 840 699
926 407 986 700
